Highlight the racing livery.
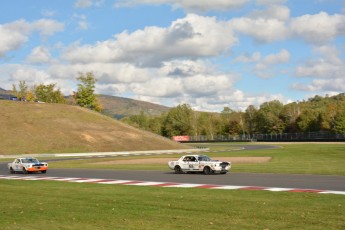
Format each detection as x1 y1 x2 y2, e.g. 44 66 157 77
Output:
168 155 231 175
8 157 48 174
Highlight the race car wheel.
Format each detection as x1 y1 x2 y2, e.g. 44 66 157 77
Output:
22 168 28 174
9 167 15 174
174 166 182 174
203 166 212 175
41 170 47 174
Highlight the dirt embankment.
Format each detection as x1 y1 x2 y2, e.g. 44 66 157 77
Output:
93 157 272 165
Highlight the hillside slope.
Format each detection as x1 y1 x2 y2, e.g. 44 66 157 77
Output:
0 88 13 99
0 101 189 154
98 95 170 119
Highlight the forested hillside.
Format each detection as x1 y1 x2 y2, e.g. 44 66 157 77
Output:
3 82 345 138
121 93 345 137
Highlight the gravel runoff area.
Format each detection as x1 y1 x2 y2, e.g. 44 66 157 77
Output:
92 157 272 165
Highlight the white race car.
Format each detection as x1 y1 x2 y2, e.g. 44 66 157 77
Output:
8 157 48 174
168 155 231 175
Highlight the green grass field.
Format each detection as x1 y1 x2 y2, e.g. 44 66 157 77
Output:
49 143 345 175
1 143 345 229
1 179 344 230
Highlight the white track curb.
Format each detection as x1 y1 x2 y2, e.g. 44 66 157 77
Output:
1 175 344 196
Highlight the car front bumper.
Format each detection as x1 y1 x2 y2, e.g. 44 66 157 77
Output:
26 166 48 172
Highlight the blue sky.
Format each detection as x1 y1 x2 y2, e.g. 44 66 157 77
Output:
1 0 344 111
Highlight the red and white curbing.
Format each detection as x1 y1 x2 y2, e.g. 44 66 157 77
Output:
1 175 344 195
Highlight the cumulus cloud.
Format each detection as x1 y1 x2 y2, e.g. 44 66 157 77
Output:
0 19 64 57
236 49 290 78
296 46 344 79
248 5 290 21
61 14 236 66
292 78 345 92
235 52 261 63
9 65 52 83
0 21 29 57
114 0 249 12
74 0 93 8
229 6 290 43
3 2 344 112
256 0 287 6
293 45 345 92
31 19 64 36
290 12 345 44
260 49 290 65
26 46 53 64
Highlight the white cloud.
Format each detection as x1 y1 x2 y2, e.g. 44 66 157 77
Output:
261 49 290 65
255 49 290 78
0 21 29 56
249 5 290 21
293 45 345 92
26 46 52 64
229 13 289 43
290 12 345 44
295 46 344 79
9 65 51 83
114 0 249 12
61 14 236 66
292 78 345 92
296 59 344 79
236 49 290 78
256 0 287 6
0 19 64 57
74 0 93 8
235 52 261 63
73 14 89 30
32 19 64 36
74 0 104 8
131 77 183 97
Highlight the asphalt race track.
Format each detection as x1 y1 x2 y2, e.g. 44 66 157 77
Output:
1 145 344 192
1 164 345 192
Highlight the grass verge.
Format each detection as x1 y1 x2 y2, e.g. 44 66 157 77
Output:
49 143 345 175
1 179 344 230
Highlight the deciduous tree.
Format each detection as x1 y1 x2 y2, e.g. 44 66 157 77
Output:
34 83 65 103
74 72 102 112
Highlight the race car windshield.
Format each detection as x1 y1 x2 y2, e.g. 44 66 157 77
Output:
22 158 39 163
198 156 212 161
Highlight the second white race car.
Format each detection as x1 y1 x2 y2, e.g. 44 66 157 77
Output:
168 155 231 175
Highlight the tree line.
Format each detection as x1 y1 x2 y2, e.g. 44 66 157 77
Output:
121 94 345 136
10 74 345 136
11 72 102 112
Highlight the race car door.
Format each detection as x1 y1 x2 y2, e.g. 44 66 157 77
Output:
13 159 22 171
179 156 191 170
188 156 199 171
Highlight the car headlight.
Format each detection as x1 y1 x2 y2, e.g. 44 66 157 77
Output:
27 165 32 168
